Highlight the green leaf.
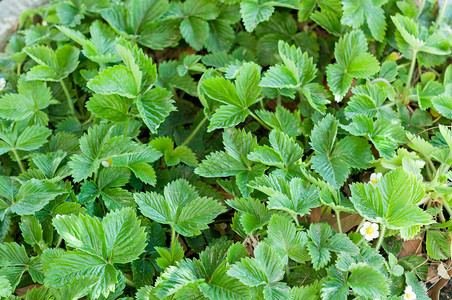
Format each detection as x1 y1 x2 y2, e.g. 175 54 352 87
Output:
249 174 320 220
0 79 51 125
248 129 303 174
321 267 348 300
326 30 380 101
349 168 433 229
432 94 452 119
19 215 44 249
260 41 328 112
426 230 450 260
228 243 290 298
180 17 209 51
53 207 146 263
0 275 12 297
265 214 309 264
86 94 131 123
137 88 176 133
134 179 226 236
196 129 262 196
255 106 302 137
24 44 80 81
69 124 158 182
342 115 407 159
240 1 275 32
88 65 139 98
391 14 450 67
226 197 272 235
310 114 373 188
404 272 430 300
57 20 120 64
8 179 64 216
44 250 117 299
348 262 389 299
341 0 387 41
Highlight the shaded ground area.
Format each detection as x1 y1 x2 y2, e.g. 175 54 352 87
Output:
441 280 452 299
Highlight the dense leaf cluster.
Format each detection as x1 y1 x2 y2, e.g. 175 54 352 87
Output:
0 0 450 299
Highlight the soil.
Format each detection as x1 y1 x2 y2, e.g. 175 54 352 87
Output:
440 280 452 299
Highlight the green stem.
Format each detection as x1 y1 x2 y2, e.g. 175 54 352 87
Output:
249 111 271 130
11 148 25 173
434 0 448 29
123 274 136 288
375 224 386 251
405 51 418 91
55 236 63 248
335 210 342 233
277 94 281 106
170 226 178 256
60 79 76 117
16 62 21 77
416 0 426 18
443 201 452 217
285 264 290 281
124 119 129 137
181 116 207 147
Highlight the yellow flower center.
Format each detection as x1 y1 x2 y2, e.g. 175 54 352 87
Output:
366 227 375 235
371 178 378 184
406 293 413 299
106 158 113 165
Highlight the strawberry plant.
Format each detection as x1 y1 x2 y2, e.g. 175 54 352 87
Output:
0 0 451 299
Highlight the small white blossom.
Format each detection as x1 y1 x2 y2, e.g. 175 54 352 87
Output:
42 21 48 26
0 78 6 91
101 158 112 168
369 172 382 185
360 221 379 241
403 285 416 300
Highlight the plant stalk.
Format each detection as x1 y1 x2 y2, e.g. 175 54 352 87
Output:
375 224 386 251
434 0 448 29
405 51 418 90
60 79 76 117
249 111 271 130
335 210 342 233
11 148 25 173
181 116 207 147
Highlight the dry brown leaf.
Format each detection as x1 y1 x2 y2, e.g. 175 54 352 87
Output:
320 212 362 233
309 207 322 223
398 233 425 259
243 234 260 257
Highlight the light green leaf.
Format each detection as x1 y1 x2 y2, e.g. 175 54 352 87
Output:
134 179 226 236
348 262 389 299
349 168 433 229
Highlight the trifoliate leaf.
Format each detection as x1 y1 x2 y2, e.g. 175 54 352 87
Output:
57 20 120 64
310 114 373 188
226 197 272 234
134 179 226 236
391 14 450 67
228 243 290 299
341 0 388 41
260 41 329 112
24 44 80 81
255 106 302 137
342 115 407 159
249 174 320 221
326 30 380 101
196 129 264 196
265 214 309 264
0 78 52 125
349 168 433 229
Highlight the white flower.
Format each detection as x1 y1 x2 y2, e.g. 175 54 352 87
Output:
403 285 416 300
360 221 379 241
0 78 6 91
369 172 382 185
101 158 112 167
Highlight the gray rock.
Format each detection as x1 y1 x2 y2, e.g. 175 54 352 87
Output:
0 0 49 50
